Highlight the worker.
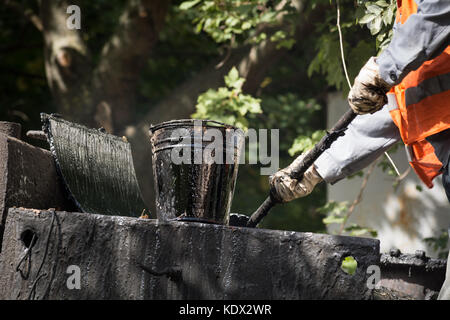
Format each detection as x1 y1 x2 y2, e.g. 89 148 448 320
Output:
270 0 450 299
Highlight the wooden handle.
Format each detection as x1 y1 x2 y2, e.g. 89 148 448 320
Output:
246 109 357 228
289 109 357 180
246 195 278 228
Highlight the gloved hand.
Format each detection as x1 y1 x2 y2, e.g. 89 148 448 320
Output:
348 57 391 115
269 154 323 203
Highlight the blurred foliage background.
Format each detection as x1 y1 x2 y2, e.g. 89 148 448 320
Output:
0 0 393 233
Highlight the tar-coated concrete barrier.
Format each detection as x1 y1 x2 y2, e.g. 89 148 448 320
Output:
379 250 447 299
0 131 74 251
0 208 380 300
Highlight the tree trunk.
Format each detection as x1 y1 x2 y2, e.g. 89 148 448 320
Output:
40 0 96 127
95 0 168 133
39 0 168 133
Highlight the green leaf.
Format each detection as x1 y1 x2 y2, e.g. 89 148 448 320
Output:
376 32 386 43
244 98 262 113
369 16 383 35
344 223 378 237
317 201 348 215
270 30 287 42
375 0 389 8
225 67 240 87
276 39 296 50
359 14 376 24
383 6 394 25
192 66 262 132
241 21 252 30
323 215 345 225
179 0 201 10
366 4 383 15
231 78 245 90
288 130 325 156
341 256 358 275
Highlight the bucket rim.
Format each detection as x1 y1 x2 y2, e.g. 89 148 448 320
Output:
149 119 241 133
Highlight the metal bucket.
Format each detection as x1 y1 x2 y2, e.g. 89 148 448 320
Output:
149 119 244 225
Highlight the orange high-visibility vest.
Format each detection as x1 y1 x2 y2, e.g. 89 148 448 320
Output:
387 0 450 188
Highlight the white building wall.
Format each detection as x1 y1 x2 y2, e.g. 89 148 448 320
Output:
326 92 450 257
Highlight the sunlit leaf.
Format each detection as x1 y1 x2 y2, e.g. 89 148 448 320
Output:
323 215 345 225
369 16 383 35
179 0 201 10
341 256 357 275
359 14 376 24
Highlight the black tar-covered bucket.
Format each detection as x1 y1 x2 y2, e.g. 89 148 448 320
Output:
149 119 244 225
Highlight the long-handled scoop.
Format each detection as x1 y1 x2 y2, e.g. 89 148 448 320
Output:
246 109 357 228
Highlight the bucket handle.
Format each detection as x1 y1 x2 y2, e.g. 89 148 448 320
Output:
149 119 239 133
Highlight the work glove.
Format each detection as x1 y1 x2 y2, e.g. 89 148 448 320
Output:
269 154 323 203
348 57 391 115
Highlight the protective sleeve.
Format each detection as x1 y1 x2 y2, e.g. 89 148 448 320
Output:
377 0 450 86
314 105 401 184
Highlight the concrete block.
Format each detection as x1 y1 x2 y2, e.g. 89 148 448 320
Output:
0 122 21 139
378 251 447 299
0 133 74 250
0 208 380 299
